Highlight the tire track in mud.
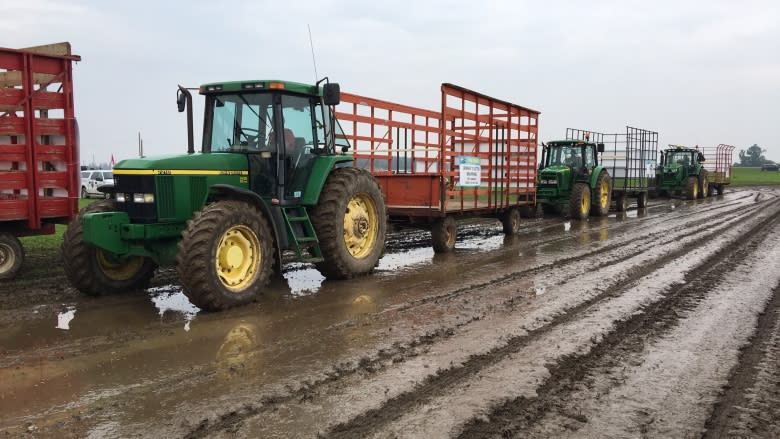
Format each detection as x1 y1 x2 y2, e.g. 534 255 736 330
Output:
382 192 767 316
703 284 780 439
177 193 776 438
456 205 780 438
320 201 780 439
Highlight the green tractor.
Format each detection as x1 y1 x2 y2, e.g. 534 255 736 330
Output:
62 79 387 310
655 145 709 199
536 139 611 220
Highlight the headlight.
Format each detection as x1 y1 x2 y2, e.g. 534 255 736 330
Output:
132 193 155 203
116 193 126 203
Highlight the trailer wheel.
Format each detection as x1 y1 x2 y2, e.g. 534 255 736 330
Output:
590 171 611 216
177 200 274 311
637 191 649 208
716 184 724 196
686 176 698 200
501 208 521 235
62 200 156 295
0 233 24 280
570 182 591 220
699 173 709 199
311 167 387 279
614 193 628 212
431 216 457 253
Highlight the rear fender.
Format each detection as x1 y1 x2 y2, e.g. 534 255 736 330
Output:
589 166 606 188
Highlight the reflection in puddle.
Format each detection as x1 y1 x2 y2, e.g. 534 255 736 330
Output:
564 221 572 232
148 286 200 331
56 306 76 330
216 323 259 380
377 247 432 272
283 264 325 295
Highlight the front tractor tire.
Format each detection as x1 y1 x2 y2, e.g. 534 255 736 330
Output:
62 200 156 296
177 200 274 311
591 171 611 216
686 176 699 200
699 172 709 198
310 167 387 279
570 182 591 220
0 233 24 280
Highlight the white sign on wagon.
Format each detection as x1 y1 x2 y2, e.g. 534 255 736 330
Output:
457 156 481 187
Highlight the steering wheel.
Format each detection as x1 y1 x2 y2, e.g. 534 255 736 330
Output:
238 128 261 149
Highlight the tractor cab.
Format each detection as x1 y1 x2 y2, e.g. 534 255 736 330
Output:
180 80 347 203
538 140 603 194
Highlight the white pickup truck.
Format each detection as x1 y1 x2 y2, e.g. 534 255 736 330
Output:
80 170 114 198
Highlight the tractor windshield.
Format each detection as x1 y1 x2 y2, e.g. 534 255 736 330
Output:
548 144 584 168
205 93 274 152
666 151 692 166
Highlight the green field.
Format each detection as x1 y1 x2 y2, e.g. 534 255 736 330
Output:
731 167 780 186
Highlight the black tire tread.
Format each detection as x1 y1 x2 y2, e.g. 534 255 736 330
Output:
570 182 590 220
62 200 156 296
0 233 24 280
310 167 387 279
177 200 274 311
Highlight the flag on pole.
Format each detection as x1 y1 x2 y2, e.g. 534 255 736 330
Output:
110 154 116 167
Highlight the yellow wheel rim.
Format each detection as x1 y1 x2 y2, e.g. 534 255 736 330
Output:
343 193 378 259
96 249 144 281
581 189 591 216
215 225 261 292
599 180 609 208
702 177 708 196
0 243 15 273
692 182 698 198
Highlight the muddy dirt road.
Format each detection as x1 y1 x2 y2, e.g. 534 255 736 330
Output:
2 188 780 438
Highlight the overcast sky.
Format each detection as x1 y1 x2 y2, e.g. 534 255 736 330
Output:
3 0 779 164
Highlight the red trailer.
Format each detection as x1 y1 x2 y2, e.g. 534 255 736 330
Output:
0 43 81 279
336 84 539 252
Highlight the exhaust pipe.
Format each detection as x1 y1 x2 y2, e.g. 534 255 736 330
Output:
177 85 195 154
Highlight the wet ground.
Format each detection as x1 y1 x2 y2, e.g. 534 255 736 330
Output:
1 187 780 438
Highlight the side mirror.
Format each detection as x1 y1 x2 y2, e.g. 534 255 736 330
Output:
698 152 705 162
597 143 605 153
176 89 186 113
323 83 340 106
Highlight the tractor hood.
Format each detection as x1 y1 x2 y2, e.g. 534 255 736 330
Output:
114 153 248 172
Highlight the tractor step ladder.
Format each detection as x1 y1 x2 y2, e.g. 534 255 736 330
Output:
281 206 323 263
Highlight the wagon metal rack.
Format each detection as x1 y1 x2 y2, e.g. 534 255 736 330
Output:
335 83 539 251
567 126 658 208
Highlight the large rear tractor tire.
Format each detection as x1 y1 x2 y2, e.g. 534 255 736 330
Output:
698 172 709 199
590 171 611 216
570 182 591 221
686 176 699 200
0 233 24 280
637 191 649 208
310 168 387 279
501 207 521 235
62 200 156 296
431 216 457 253
177 200 274 311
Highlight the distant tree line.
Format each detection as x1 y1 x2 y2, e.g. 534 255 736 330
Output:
735 144 774 167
